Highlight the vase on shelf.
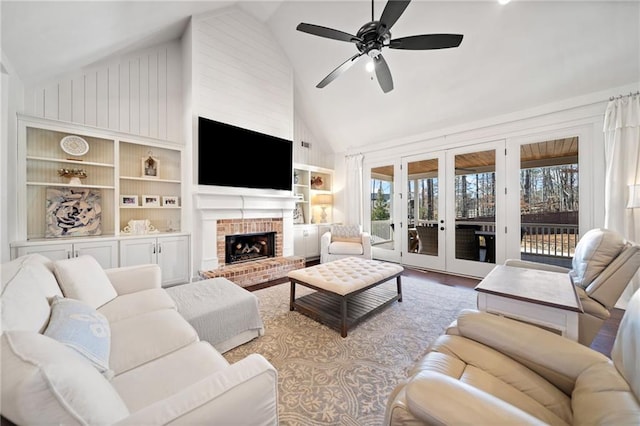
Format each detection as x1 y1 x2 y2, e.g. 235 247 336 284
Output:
58 168 87 186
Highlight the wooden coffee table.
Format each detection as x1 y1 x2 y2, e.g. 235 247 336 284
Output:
288 257 404 337
475 264 583 340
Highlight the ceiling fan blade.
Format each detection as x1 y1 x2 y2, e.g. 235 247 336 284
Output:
296 23 362 43
317 53 365 88
389 34 464 50
379 0 411 31
374 54 393 93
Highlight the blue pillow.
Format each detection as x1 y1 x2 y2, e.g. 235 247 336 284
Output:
44 296 112 378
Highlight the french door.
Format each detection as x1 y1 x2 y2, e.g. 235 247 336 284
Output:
400 141 506 277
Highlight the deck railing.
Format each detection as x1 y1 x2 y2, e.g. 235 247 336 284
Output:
372 220 579 259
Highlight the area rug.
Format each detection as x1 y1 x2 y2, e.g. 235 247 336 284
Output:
223 276 477 426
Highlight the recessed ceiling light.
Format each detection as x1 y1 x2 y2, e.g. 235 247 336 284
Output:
498 0 511 4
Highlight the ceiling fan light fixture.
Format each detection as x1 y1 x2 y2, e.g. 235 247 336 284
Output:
365 60 375 72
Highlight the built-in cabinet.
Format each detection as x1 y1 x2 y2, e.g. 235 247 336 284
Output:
293 164 333 259
14 239 119 269
119 234 190 287
293 223 331 260
11 115 190 284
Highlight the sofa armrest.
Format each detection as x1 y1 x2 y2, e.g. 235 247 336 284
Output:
504 259 570 273
105 264 162 295
454 309 610 394
398 371 546 425
361 232 372 259
320 232 331 263
114 354 278 425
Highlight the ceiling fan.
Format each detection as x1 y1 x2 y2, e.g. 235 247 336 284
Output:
296 0 463 93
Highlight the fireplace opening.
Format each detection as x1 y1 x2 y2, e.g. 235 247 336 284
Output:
225 232 276 265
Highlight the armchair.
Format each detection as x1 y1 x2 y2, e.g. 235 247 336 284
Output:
384 287 640 425
505 227 640 346
320 224 372 264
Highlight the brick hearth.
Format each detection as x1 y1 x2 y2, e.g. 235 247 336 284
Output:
199 256 305 288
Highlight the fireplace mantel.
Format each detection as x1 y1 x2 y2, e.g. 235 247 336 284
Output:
194 188 298 271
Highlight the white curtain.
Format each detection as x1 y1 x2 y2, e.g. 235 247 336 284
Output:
344 154 364 226
604 93 640 308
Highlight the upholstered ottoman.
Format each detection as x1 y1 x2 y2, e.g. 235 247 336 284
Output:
288 257 404 337
166 277 264 353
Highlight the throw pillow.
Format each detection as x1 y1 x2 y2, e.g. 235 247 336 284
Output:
1 331 129 425
53 255 117 308
331 224 362 243
570 228 626 289
44 296 113 378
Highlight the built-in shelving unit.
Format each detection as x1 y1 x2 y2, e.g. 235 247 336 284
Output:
12 115 190 284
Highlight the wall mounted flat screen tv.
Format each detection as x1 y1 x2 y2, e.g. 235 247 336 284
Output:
198 116 293 191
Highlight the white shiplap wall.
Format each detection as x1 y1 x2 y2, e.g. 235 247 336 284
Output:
193 8 293 141
23 42 183 143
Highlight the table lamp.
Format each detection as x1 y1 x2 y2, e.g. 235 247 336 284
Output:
314 194 333 223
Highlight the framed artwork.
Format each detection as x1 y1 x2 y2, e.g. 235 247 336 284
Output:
162 196 179 207
46 187 102 238
141 152 160 179
142 195 160 207
293 204 305 224
120 195 139 206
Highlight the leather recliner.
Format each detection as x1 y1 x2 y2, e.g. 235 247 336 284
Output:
505 227 640 346
384 287 640 425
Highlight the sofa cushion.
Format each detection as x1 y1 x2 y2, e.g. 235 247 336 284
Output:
43 296 112 377
109 308 199 375
0 331 129 425
112 341 229 412
330 224 362 242
1 254 62 333
328 241 364 255
570 228 626 289
53 255 117 308
98 288 176 323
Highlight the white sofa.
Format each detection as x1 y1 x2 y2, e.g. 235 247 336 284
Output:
1 254 278 425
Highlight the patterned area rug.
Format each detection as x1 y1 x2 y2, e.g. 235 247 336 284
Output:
223 275 477 426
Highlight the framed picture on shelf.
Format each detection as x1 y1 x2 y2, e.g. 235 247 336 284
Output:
141 152 160 179
141 195 160 207
162 196 179 207
120 195 138 206
293 204 305 224
46 187 102 238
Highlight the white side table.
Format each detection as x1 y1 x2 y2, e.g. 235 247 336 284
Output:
475 265 583 340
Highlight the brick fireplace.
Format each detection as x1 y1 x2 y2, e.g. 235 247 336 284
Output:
216 218 282 267
194 190 304 287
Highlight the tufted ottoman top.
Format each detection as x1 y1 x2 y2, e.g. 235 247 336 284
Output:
287 257 404 296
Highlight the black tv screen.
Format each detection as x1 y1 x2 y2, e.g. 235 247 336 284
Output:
198 116 293 191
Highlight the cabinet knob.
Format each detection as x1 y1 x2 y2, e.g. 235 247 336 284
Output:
158 244 162 254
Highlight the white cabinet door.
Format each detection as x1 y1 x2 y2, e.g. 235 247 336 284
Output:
74 241 118 269
17 243 72 261
304 226 320 258
293 225 320 259
119 235 190 287
157 235 190 287
119 237 157 267
16 240 117 269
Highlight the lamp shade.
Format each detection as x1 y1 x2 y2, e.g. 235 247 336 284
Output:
314 194 333 205
627 185 640 208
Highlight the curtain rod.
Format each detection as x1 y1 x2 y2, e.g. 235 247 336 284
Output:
609 91 640 101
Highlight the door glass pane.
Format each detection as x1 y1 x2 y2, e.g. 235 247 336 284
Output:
454 150 496 263
520 138 579 268
370 165 394 250
407 159 439 255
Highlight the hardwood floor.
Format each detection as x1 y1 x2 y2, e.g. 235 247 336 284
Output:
251 260 621 358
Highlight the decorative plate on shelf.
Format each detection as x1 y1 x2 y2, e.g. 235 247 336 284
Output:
60 135 89 156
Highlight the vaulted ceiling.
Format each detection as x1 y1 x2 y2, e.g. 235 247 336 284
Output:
2 1 639 154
